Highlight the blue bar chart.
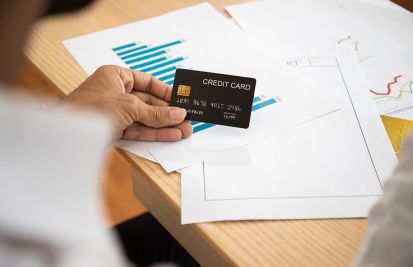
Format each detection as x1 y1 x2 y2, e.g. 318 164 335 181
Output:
112 40 185 85
112 42 135 52
191 96 279 133
112 42 278 134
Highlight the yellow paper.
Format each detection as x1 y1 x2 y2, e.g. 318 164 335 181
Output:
381 115 413 156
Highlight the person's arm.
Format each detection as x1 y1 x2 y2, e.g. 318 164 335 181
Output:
353 134 413 267
64 65 192 141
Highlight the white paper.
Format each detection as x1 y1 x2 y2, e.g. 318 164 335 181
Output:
338 0 413 120
226 0 413 120
181 49 397 224
345 0 413 49
64 3 338 169
114 139 156 162
148 77 339 172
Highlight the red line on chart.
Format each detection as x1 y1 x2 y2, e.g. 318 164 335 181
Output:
370 75 403 96
337 35 351 44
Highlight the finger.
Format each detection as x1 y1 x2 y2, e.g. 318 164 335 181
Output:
123 123 184 142
131 91 169 106
130 70 173 102
175 120 193 139
94 65 135 93
136 103 187 128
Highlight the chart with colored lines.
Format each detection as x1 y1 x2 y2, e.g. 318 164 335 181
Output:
337 35 374 63
191 95 279 133
370 74 413 117
112 40 187 86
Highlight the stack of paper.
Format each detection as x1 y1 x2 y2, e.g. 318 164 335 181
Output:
64 2 398 224
64 3 338 168
226 0 413 120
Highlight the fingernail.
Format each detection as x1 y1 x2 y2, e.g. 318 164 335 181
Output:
170 108 187 122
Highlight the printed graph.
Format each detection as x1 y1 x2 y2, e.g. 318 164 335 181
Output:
335 35 413 117
112 40 186 85
191 96 279 133
337 35 359 52
337 35 351 45
370 75 402 96
336 35 372 63
371 75 413 101
370 74 413 116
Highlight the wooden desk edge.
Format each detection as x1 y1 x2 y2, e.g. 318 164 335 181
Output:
117 149 236 266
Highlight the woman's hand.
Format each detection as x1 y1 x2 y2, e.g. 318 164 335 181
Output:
64 65 192 141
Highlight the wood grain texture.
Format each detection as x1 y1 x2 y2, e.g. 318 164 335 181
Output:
25 0 412 266
101 148 147 226
393 0 413 11
25 0 248 96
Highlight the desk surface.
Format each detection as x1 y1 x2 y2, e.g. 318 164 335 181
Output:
26 1 368 266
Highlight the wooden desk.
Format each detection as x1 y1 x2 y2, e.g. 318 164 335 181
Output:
26 1 382 266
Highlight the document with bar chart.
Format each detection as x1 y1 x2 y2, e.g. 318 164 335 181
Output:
112 40 184 86
64 3 338 169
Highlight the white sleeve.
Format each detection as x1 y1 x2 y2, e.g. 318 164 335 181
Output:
353 134 413 267
0 94 128 267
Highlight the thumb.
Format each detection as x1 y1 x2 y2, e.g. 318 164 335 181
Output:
136 104 187 128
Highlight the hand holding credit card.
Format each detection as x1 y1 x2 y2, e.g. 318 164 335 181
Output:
171 69 256 128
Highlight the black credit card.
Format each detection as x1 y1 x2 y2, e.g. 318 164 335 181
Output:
171 69 256 128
